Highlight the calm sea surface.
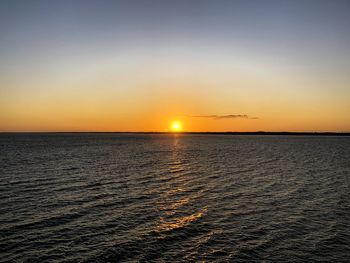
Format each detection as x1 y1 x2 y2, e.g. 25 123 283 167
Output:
1 134 350 262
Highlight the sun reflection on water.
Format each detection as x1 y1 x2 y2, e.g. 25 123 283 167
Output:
157 207 208 232
154 135 207 234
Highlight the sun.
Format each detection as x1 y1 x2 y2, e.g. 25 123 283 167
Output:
171 121 182 132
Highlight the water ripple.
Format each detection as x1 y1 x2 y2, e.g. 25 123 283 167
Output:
0 134 349 262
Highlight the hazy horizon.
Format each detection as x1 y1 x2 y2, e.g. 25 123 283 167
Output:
1 131 350 134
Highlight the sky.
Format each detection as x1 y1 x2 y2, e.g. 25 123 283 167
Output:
1 0 350 132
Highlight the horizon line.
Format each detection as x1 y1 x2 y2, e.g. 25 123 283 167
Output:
1 131 350 136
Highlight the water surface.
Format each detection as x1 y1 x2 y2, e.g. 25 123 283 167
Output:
1 134 349 262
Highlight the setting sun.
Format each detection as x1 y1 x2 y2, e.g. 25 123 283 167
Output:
171 121 182 132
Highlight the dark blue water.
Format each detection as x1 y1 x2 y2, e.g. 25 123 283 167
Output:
1 134 350 262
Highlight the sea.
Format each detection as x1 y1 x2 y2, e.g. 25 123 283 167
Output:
1 133 349 262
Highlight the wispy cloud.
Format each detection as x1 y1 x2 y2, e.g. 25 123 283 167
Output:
192 114 258 119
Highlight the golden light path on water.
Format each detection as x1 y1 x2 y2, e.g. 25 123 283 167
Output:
155 135 208 234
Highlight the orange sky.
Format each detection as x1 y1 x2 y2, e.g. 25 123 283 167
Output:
1 1 350 132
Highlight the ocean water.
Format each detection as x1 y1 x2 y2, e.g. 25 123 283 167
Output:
1 134 350 262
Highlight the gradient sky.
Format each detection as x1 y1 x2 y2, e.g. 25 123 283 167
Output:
1 0 350 132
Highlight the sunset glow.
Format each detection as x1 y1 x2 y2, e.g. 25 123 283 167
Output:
0 1 349 132
171 121 182 132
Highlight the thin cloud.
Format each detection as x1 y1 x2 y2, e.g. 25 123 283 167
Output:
192 115 258 120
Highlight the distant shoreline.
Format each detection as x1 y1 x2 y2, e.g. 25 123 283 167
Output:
1 132 350 136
